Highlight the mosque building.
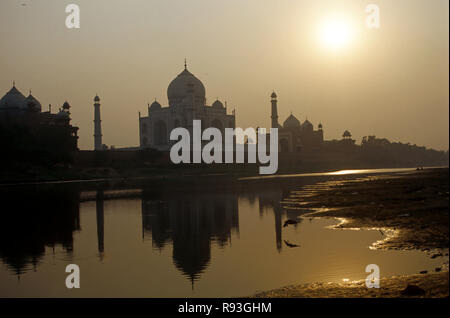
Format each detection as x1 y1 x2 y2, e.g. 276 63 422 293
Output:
0 82 79 154
139 62 236 151
269 91 324 152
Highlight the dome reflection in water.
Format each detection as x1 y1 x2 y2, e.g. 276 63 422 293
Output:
0 172 445 297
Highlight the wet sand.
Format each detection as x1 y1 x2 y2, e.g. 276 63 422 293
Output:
253 272 449 298
254 167 449 298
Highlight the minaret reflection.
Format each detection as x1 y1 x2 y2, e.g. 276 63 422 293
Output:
141 185 305 285
96 189 105 260
142 191 239 285
257 188 303 252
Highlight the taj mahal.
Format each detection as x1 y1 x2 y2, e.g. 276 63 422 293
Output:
139 62 324 153
139 62 236 151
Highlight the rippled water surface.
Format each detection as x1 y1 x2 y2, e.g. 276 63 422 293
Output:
0 169 446 297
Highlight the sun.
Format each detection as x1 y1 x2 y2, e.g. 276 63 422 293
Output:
318 17 354 50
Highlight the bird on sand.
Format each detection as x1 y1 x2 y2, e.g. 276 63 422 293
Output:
284 240 300 248
283 219 299 227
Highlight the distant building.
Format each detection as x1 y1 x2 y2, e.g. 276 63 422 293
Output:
139 62 236 151
0 83 79 163
269 92 324 152
340 130 356 145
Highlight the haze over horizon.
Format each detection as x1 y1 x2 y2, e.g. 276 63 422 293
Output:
1 0 448 151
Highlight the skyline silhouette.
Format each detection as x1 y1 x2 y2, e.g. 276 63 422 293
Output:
0 0 448 151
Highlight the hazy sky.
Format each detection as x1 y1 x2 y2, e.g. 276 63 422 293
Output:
0 0 448 150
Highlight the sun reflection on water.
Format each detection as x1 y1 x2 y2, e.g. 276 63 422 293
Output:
327 169 371 175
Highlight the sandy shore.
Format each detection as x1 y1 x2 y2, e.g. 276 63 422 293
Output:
254 272 449 298
254 168 449 298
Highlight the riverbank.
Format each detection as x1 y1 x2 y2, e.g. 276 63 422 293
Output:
254 167 449 298
1 159 447 185
253 272 449 298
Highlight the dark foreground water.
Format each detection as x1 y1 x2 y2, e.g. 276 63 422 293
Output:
0 168 446 297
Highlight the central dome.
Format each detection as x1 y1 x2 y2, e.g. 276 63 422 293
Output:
167 67 205 106
283 114 300 128
0 85 26 109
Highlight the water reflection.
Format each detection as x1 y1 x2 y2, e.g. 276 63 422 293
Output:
0 186 80 278
0 167 421 280
137 186 311 287
0 184 325 283
256 188 304 251
0 177 445 297
141 191 240 285
96 190 105 260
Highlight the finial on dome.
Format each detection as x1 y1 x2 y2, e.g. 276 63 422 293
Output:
184 58 187 70
13 81 15 87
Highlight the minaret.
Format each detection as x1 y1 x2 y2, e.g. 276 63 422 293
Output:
271 91 279 128
93 95 102 151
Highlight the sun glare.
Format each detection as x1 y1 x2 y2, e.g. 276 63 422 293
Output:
319 17 353 50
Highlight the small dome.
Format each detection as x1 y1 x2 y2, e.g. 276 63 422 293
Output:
23 93 42 112
167 67 205 106
271 92 277 98
149 100 162 111
301 119 313 131
343 130 352 138
283 114 300 128
94 95 100 102
212 99 224 109
318 123 323 129
62 101 70 110
0 85 26 109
